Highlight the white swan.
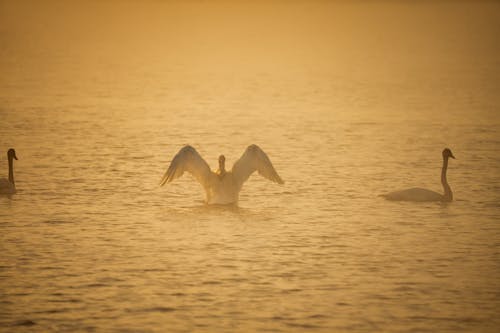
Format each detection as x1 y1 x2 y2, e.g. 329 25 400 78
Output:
0 148 18 195
382 148 455 202
160 144 284 204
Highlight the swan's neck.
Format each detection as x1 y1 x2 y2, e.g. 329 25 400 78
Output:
218 160 226 177
8 155 15 186
441 156 452 201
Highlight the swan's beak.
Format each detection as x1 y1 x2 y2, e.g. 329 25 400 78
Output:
450 153 455 159
14 154 18 160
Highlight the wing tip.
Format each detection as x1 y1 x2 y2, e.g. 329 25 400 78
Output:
160 165 176 186
159 175 169 186
275 174 284 185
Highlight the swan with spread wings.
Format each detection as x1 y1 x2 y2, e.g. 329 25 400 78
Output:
160 145 284 204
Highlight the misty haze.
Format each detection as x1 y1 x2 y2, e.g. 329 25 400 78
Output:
1 1 499 332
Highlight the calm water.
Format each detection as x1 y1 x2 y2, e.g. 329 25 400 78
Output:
1 1 499 332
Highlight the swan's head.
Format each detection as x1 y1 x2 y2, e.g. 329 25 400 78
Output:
7 148 17 161
442 148 455 159
218 155 226 170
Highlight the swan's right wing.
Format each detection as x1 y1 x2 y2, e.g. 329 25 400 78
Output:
231 144 284 187
160 145 213 187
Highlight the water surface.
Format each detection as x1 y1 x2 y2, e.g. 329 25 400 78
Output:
1 1 499 332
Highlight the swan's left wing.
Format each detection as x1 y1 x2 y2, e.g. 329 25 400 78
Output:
160 145 213 187
231 144 284 187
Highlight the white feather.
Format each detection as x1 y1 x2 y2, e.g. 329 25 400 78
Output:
232 144 284 186
160 145 213 187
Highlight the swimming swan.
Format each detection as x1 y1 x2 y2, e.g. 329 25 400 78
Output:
0 148 18 195
160 144 284 204
382 148 455 202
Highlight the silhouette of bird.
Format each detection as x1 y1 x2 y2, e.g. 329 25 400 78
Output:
0 148 18 195
381 148 455 202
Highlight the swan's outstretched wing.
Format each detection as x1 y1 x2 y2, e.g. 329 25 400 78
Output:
160 145 213 187
232 144 284 186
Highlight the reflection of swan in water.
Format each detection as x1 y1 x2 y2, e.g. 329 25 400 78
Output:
382 148 455 202
0 148 18 195
160 145 284 204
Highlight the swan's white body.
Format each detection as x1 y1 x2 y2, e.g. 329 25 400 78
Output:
0 178 16 194
382 148 455 202
383 187 446 202
160 145 284 204
0 149 17 195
